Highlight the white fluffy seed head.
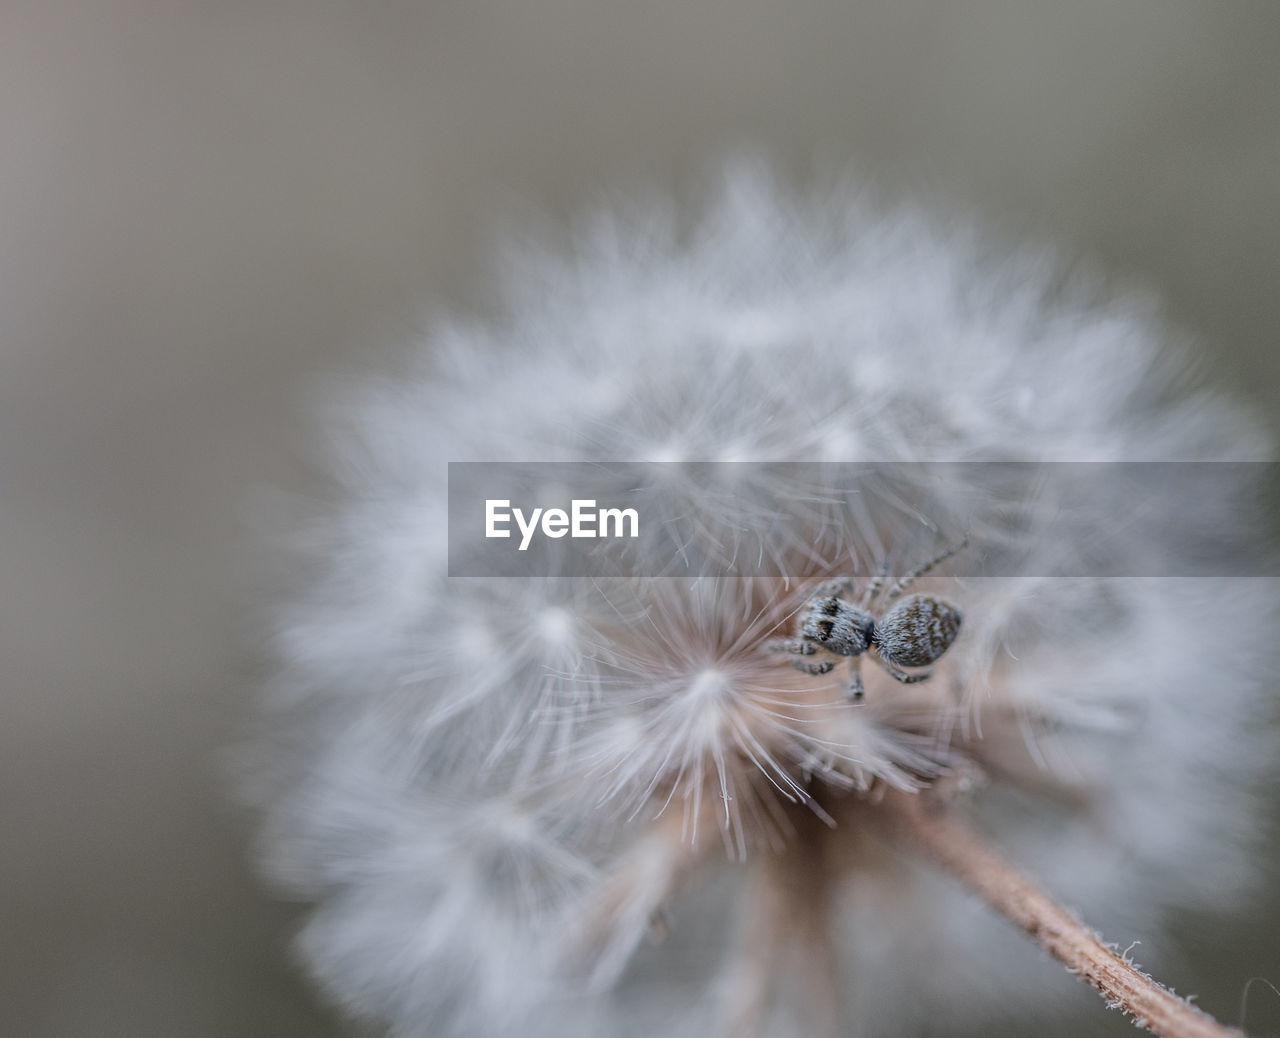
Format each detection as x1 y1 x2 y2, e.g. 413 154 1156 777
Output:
247 167 1278 1037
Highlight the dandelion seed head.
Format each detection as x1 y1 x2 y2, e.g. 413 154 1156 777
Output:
248 166 1278 1037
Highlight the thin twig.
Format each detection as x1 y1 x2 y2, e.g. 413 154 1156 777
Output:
870 789 1244 1038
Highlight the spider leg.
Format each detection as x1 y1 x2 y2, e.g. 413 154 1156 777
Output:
761 638 836 675
809 576 855 600
873 657 933 685
883 537 969 606
845 656 866 701
762 637 814 656
859 558 891 610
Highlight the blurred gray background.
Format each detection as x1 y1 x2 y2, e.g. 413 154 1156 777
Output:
2 3 1278 1036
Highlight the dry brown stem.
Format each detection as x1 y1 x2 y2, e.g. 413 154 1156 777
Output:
720 808 845 1038
871 789 1244 1038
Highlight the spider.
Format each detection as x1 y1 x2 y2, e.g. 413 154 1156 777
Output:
765 540 966 701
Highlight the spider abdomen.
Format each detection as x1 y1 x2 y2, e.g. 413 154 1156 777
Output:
872 594 962 668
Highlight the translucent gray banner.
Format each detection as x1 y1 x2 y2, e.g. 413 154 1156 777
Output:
447 462 1279 578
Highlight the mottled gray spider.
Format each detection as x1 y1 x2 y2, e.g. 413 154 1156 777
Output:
765 540 966 701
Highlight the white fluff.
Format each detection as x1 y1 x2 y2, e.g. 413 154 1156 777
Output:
247 168 1277 1036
